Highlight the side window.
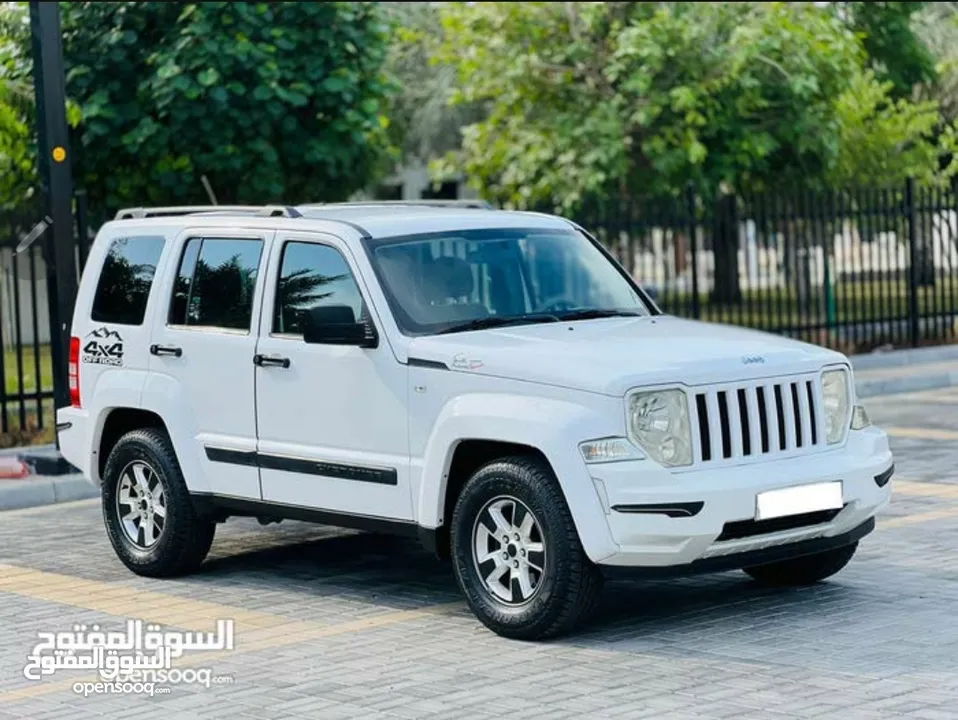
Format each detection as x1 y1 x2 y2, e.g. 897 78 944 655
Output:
168 237 263 331
272 242 364 335
91 235 166 325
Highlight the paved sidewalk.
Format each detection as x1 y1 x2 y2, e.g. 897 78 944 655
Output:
2 388 958 719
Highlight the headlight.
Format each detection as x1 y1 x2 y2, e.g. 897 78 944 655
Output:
627 389 692 467
822 369 851 444
851 404 871 430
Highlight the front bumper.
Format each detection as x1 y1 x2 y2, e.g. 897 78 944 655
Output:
588 426 892 568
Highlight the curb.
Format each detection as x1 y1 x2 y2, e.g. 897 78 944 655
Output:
17 446 79 476
0 474 99 512
856 368 958 399
850 344 958 371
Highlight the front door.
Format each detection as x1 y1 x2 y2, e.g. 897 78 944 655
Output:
147 229 271 499
254 232 412 520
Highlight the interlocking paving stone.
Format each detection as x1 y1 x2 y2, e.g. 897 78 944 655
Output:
1 390 958 717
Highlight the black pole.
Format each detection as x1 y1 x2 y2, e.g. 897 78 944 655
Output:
906 177 920 348
30 1 76 415
686 183 700 319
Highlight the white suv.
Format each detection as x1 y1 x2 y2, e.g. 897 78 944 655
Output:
57 202 893 639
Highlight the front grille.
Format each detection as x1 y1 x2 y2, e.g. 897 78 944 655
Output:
692 374 824 466
717 507 844 541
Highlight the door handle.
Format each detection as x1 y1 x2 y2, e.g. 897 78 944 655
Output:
150 344 183 357
253 353 290 369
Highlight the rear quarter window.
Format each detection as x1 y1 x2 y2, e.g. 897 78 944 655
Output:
90 235 166 325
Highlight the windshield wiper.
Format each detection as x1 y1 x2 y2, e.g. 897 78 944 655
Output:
556 308 645 321
435 313 561 335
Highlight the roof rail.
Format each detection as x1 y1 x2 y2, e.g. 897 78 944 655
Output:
303 199 494 210
114 205 302 220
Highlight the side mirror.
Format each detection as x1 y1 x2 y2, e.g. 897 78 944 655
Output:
302 305 377 348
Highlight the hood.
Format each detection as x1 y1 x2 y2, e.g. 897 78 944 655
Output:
406 315 847 396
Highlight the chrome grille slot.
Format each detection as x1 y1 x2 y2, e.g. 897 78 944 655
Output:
691 374 825 467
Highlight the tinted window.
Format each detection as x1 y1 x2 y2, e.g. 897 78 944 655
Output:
91 236 166 325
273 242 363 335
169 238 263 330
367 228 649 335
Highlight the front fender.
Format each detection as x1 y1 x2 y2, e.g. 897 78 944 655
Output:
417 393 620 564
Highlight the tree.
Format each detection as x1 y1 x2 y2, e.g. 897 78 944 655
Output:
829 71 949 188
0 2 35 215
190 255 258 328
836 2 937 99
383 2 484 167
913 3 958 124
433 2 865 210
5 2 397 219
431 1 866 301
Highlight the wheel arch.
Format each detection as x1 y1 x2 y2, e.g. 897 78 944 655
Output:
416 393 620 564
95 407 168 485
428 439 550 560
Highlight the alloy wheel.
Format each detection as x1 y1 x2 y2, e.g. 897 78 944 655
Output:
472 495 547 606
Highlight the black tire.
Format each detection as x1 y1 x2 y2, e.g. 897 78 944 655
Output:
743 542 858 587
450 455 602 640
102 427 215 577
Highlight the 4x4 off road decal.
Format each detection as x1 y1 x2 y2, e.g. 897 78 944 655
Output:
82 327 124 366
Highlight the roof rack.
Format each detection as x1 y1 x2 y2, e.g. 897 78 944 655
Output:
303 199 494 210
114 205 302 220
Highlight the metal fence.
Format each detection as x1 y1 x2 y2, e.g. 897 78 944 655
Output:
2 179 958 441
572 178 958 356
0 192 89 445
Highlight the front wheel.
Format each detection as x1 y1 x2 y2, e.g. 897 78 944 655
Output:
450 455 602 640
743 542 858 586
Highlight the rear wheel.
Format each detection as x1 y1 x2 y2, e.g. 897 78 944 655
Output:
102 428 215 577
743 542 858 586
450 455 602 640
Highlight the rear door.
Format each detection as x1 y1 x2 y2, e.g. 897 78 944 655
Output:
146 228 272 499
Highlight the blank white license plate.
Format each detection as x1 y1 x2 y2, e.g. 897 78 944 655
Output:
755 482 843 521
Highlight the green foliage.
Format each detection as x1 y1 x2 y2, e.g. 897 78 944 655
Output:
1 2 83 215
837 2 937 98
0 2 35 212
829 70 950 187
912 3 958 123
382 2 483 165
4 2 397 216
432 2 869 210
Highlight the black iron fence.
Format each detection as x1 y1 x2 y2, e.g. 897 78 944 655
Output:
0 191 90 446
1 179 958 442
572 178 958 355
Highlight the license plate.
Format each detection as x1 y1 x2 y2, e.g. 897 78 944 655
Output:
755 481 843 521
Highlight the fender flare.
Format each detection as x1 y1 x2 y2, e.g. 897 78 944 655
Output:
139 372 209 494
417 393 620 563
86 369 150 485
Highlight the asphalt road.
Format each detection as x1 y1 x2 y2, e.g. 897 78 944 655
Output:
2 388 958 719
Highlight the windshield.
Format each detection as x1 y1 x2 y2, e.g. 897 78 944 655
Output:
364 227 653 336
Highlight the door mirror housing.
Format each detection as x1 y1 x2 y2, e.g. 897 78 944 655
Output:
302 305 377 348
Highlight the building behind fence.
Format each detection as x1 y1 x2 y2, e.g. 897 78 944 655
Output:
1 179 957 441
